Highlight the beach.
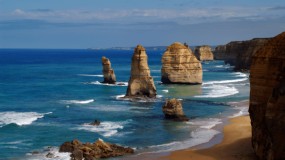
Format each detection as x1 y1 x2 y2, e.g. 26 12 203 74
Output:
164 115 256 160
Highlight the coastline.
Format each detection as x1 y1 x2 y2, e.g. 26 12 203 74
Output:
164 115 256 160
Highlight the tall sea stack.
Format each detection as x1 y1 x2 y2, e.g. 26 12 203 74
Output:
194 45 214 61
101 56 116 84
125 45 156 98
161 42 202 84
249 32 285 160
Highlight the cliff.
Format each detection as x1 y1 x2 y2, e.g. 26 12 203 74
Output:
125 45 156 98
249 32 285 160
161 42 202 84
101 56 116 84
194 45 214 61
214 38 269 71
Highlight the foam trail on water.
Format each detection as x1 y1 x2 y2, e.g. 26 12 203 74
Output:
78 74 104 77
60 99 94 104
0 112 51 127
195 85 238 98
203 78 248 85
87 81 128 86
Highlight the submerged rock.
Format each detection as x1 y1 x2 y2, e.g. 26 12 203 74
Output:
194 45 214 61
59 138 134 159
125 45 156 98
102 56 116 84
89 120 100 126
162 98 189 121
161 42 202 84
249 32 285 160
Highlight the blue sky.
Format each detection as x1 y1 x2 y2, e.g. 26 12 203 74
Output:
0 0 285 48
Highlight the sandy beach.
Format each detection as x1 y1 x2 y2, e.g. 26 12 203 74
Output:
164 115 256 160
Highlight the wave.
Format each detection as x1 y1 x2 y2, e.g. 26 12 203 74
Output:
214 64 233 69
232 72 248 78
162 90 169 93
86 81 128 86
114 94 163 102
78 74 103 77
145 128 220 153
194 85 239 98
187 118 222 129
60 99 94 104
25 146 70 160
0 112 51 127
202 78 248 85
74 120 132 137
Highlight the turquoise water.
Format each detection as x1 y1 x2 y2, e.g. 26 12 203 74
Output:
0 48 249 160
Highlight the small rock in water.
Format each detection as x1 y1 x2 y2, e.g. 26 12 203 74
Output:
46 152 55 158
89 119 100 126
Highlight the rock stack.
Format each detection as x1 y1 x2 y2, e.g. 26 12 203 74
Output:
249 32 285 160
194 45 214 61
125 45 156 98
102 56 116 84
59 139 134 159
162 98 189 121
161 42 202 84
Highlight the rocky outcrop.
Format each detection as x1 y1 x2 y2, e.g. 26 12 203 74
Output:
194 45 214 61
162 99 189 121
161 42 202 84
125 45 156 98
214 38 269 71
102 56 116 84
59 139 134 159
249 32 285 160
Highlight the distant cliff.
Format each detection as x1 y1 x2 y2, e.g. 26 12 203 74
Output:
249 32 285 160
214 38 270 71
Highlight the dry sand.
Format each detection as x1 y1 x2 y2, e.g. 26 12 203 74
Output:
165 115 257 160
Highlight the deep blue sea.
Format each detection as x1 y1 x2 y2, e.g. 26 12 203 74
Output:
0 48 249 160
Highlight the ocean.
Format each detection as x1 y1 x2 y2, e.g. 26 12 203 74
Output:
0 48 249 160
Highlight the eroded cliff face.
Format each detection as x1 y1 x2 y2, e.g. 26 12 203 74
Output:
125 45 156 98
194 45 214 61
102 56 116 84
249 32 285 160
214 38 269 71
161 42 202 84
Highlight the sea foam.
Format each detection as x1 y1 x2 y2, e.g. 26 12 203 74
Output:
78 74 104 77
195 85 239 98
60 99 94 104
0 111 51 127
202 78 248 85
87 81 128 86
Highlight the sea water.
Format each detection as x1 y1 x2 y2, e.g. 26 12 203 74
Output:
0 48 249 160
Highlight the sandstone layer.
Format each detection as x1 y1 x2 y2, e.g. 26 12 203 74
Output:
249 32 285 160
59 139 134 160
125 45 156 98
162 98 189 121
214 38 269 71
194 45 214 61
101 56 116 84
161 42 202 84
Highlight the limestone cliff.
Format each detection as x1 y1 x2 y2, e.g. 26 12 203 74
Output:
161 42 202 84
249 32 285 160
214 38 269 71
125 45 156 98
102 56 116 84
194 45 214 61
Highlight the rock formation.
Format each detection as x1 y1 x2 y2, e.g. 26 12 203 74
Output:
214 38 269 71
125 45 156 98
59 139 134 159
194 45 214 61
162 98 189 121
102 56 116 84
249 32 285 160
161 42 202 84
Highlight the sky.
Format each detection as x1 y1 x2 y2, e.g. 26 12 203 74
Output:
0 0 285 48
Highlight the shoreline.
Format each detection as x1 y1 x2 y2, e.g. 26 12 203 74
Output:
164 115 256 160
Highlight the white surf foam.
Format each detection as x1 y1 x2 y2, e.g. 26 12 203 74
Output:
0 112 51 127
114 94 162 102
162 90 169 93
232 72 248 78
60 99 94 104
74 120 131 137
230 106 249 118
25 146 70 160
146 128 220 153
195 85 239 98
214 64 233 69
87 81 128 86
202 78 248 85
78 74 103 77
187 118 222 129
